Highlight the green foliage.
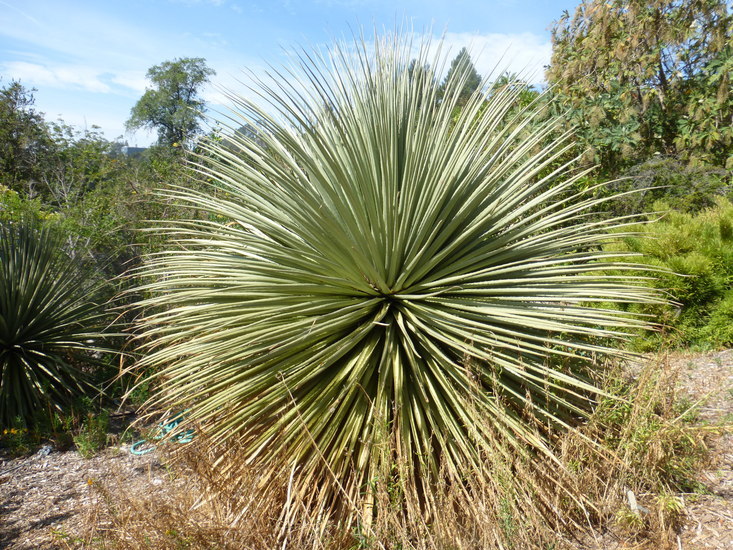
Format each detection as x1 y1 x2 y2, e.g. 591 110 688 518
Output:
548 0 733 173
126 57 215 147
40 122 118 208
134 33 660 527
0 396 117 457
1 105 199 278
0 99 152 278
0 80 52 193
697 289 733 345
0 219 112 427
27 123 146 275
0 421 31 455
0 184 53 222
490 73 541 111
607 198 733 350
438 47 482 108
603 157 731 217
73 408 110 458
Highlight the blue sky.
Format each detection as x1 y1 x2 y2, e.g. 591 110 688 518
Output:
0 0 578 146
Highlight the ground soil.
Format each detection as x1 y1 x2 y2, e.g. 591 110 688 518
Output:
1 349 732 549
0 443 176 549
669 349 733 549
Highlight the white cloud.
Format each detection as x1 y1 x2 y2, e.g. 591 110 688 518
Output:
314 30 551 86
2 61 112 93
1 60 157 97
109 70 150 94
202 62 266 108
438 31 551 84
0 7 161 71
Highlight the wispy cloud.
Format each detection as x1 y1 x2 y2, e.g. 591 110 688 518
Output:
109 71 150 95
2 61 113 93
0 2 259 102
0 6 167 87
439 31 551 84
0 1 41 26
3 11 119 60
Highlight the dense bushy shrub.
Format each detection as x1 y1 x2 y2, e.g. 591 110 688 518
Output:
607 197 733 350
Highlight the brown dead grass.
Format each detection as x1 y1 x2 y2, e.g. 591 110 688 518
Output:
81 354 726 550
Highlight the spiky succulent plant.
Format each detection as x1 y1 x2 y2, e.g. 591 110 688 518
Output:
0 220 110 426
135 34 661 524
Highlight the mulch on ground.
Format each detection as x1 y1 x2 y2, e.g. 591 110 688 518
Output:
0 446 171 549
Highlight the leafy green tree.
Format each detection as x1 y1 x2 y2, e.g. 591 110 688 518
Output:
439 47 482 107
126 58 215 147
604 157 731 216
40 122 116 210
490 73 540 108
0 81 52 195
134 34 659 535
547 0 733 172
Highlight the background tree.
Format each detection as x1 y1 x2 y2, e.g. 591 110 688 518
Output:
439 47 482 107
547 0 733 173
126 58 215 147
41 122 115 210
0 81 52 195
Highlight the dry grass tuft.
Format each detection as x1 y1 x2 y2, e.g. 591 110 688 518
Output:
83 355 721 550
556 354 716 549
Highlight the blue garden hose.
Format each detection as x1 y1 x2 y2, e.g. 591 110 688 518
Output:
129 413 195 455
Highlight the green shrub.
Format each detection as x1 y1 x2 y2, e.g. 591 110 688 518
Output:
0 219 113 427
73 408 110 458
697 291 733 347
608 197 733 350
0 184 54 223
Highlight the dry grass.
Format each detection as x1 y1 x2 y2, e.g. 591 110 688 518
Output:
556 355 715 549
82 355 721 550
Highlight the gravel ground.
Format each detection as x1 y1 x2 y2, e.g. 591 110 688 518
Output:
0 445 170 549
674 349 733 549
